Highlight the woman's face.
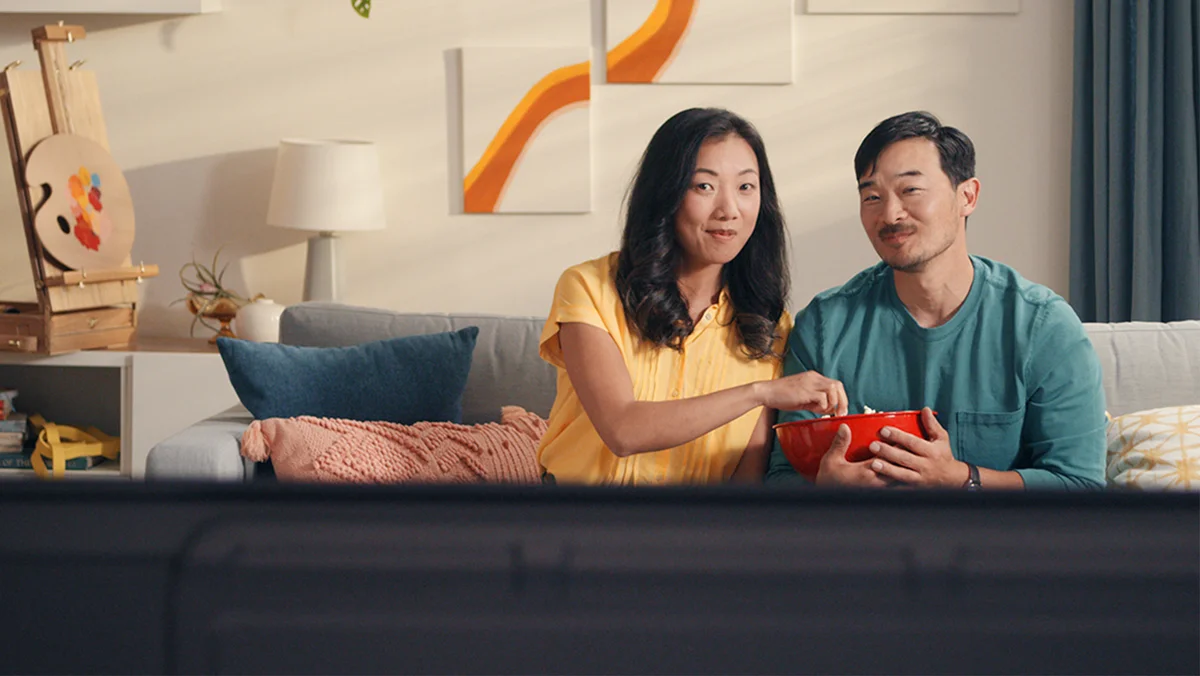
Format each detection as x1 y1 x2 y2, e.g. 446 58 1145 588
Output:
674 134 761 271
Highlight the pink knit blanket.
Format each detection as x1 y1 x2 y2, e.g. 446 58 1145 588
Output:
240 406 546 484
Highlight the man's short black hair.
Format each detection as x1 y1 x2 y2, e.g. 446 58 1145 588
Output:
854 111 976 187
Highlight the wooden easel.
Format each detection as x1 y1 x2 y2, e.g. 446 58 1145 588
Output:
0 23 159 355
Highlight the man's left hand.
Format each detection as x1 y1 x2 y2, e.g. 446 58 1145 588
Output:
866 407 968 488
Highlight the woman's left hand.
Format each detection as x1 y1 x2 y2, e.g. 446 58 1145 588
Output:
757 370 848 417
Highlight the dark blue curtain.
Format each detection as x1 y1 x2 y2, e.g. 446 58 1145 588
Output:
1070 0 1200 322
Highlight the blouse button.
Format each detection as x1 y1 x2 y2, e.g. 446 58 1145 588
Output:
670 389 680 399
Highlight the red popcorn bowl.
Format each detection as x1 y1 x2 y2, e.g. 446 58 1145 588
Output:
773 410 930 482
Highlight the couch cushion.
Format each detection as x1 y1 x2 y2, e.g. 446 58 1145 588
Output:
1083 321 1200 416
280 303 556 424
216 327 478 424
144 419 253 482
1106 404 1200 490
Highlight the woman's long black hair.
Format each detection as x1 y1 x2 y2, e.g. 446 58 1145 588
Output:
615 107 789 360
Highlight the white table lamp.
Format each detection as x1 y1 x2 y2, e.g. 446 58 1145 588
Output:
266 139 386 302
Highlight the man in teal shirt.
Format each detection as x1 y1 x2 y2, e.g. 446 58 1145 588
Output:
767 111 1106 489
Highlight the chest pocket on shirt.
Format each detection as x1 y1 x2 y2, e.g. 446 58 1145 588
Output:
953 410 1024 471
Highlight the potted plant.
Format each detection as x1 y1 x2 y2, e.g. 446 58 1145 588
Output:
172 249 249 343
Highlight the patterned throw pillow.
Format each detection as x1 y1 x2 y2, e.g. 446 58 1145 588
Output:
1106 405 1200 490
240 406 546 484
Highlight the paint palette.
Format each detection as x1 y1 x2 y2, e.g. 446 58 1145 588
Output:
24 133 135 271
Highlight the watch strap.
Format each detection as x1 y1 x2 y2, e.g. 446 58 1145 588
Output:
963 462 982 491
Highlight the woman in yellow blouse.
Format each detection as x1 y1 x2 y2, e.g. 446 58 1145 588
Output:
537 108 848 485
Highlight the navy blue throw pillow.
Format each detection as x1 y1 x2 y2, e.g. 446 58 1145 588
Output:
216 327 479 424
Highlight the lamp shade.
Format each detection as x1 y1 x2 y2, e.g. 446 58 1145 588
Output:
266 139 386 232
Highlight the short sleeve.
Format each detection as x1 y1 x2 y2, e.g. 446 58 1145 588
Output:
1014 300 1108 489
538 264 613 369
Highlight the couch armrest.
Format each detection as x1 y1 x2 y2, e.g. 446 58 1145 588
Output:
145 405 254 482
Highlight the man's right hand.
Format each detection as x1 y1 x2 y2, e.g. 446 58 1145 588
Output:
814 424 890 487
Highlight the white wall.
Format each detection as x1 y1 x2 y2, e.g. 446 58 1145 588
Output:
0 0 1075 337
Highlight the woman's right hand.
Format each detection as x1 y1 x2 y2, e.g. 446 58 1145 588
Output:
758 371 848 416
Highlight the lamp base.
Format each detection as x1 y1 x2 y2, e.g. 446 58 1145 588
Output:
303 231 342 302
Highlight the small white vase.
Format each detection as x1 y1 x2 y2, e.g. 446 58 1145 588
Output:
235 298 284 343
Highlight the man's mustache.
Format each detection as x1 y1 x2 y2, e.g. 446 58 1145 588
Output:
879 224 917 239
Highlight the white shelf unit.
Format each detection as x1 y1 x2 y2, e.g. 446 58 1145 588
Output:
0 341 240 481
0 0 220 13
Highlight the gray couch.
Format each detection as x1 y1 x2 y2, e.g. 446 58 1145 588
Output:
145 302 1200 482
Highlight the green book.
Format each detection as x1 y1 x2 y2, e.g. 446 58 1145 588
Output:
0 446 105 471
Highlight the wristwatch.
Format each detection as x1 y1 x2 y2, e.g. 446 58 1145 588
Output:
963 462 982 491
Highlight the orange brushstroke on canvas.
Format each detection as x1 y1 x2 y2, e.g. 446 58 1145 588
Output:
463 0 695 213
607 0 695 83
464 61 590 213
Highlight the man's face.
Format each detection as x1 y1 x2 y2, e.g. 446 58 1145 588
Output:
856 138 977 273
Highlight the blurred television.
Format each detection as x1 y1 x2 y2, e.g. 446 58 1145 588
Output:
0 483 1196 675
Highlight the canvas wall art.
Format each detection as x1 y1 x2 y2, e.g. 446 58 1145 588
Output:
461 46 591 214
606 0 794 84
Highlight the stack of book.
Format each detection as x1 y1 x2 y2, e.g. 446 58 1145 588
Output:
0 411 25 452
0 410 107 471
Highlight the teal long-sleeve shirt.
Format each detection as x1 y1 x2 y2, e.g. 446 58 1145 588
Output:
767 256 1107 489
